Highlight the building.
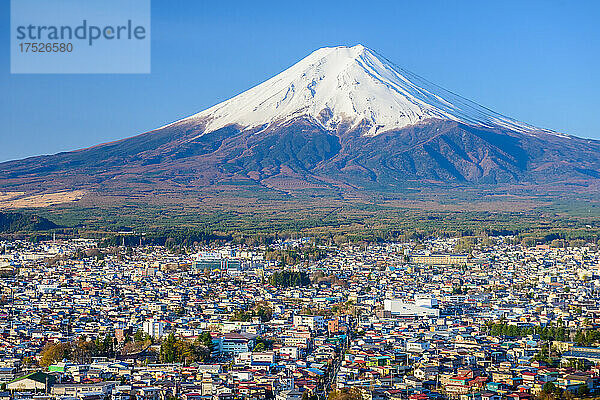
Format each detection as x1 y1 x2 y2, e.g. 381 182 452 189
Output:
293 315 325 331
0 368 16 383
7 372 55 391
562 346 600 363
328 318 340 335
276 389 303 400
51 382 118 398
143 319 165 338
410 253 468 265
384 295 439 317
115 327 133 343
406 340 431 353
218 333 257 355
192 252 241 273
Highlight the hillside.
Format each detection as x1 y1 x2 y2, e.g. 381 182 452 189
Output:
0 211 58 232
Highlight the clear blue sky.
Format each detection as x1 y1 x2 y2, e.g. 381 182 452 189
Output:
1 0 599 162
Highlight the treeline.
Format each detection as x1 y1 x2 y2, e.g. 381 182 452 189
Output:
99 228 232 249
311 271 348 287
8 205 600 249
39 335 117 367
489 323 600 348
85 230 600 249
99 232 329 251
159 332 213 364
265 246 328 266
488 322 568 341
574 329 600 346
0 211 57 233
328 388 363 400
231 303 273 322
268 271 310 287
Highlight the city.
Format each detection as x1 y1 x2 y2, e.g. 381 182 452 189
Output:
2 4 599 400
1 236 600 400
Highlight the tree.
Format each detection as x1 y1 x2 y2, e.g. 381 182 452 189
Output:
253 337 273 352
160 333 177 363
160 333 212 363
174 340 195 365
121 340 149 356
39 342 71 367
21 356 36 367
198 331 214 355
268 271 310 288
232 303 273 323
134 329 147 342
101 335 115 357
71 337 96 363
542 382 556 394
328 388 363 400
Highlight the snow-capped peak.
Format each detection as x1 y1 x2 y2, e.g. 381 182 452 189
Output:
180 44 553 136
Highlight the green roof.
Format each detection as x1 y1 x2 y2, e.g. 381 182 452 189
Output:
9 371 56 385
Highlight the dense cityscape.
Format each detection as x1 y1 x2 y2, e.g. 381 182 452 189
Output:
1 236 600 400
3 3 599 400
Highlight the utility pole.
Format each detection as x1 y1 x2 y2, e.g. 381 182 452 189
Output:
9 286 14 333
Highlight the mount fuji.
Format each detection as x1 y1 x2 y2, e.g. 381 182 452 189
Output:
2 45 600 199
181 45 551 137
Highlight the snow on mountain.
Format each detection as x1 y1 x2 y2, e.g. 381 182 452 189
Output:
3 45 599 197
178 44 554 137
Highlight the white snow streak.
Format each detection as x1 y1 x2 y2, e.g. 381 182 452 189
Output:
175 45 560 137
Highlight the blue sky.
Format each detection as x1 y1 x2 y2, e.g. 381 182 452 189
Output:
1 0 599 162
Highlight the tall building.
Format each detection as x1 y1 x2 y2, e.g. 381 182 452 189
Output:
143 319 165 338
293 315 325 331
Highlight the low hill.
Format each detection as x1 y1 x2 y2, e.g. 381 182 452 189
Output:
0 211 58 232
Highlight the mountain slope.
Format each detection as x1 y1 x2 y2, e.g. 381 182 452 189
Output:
178 45 554 137
1 45 599 199
0 211 58 232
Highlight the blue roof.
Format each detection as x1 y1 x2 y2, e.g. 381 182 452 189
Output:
250 361 274 367
306 368 325 376
563 350 600 360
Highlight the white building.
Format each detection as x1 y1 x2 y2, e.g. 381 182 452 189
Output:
406 340 431 353
384 294 439 317
52 382 117 398
216 333 256 355
276 389 303 400
142 319 165 338
293 315 325 331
